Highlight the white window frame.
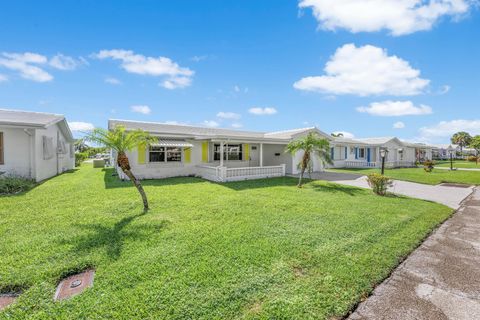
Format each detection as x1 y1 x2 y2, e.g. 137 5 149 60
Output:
148 146 183 163
358 147 366 159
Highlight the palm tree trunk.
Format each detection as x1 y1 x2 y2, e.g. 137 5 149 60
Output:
122 168 149 212
117 151 149 212
298 152 310 187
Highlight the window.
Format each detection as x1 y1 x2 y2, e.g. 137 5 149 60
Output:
214 144 243 160
149 146 182 163
358 148 366 159
43 136 54 160
149 146 165 162
0 132 3 165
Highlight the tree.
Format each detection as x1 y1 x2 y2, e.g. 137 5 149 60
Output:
85 126 156 212
286 132 333 187
331 132 344 137
451 132 472 154
470 135 480 163
74 138 89 152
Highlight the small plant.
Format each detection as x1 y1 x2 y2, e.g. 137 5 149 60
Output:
467 155 478 162
75 152 89 167
423 160 435 172
367 173 392 196
0 176 36 195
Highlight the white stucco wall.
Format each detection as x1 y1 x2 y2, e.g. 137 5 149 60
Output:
262 144 293 174
0 127 33 178
34 123 74 182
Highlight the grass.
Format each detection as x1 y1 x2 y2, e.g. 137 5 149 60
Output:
435 160 480 169
0 165 452 319
330 167 480 185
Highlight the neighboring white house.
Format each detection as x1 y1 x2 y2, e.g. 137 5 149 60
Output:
109 119 426 182
432 144 477 159
0 109 75 182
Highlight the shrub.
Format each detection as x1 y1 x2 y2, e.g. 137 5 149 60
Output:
75 152 89 167
367 173 392 196
467 156 478 162
423 160 435 172
0 176 35 195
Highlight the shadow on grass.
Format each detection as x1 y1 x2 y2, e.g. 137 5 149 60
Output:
220 176 300 191
64 212 169 260
102 167 205 189
304 182 365 196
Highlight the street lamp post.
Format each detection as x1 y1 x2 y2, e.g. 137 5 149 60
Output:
380 148 387 175
447 146 454 171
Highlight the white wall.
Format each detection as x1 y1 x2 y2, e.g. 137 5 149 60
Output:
262 144 293 174
0 127 33 178
34 123 74 182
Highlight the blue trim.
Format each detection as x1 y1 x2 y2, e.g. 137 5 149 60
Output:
345 147 348 159
367 148 371 162
330 147 334 159
355 147 358 159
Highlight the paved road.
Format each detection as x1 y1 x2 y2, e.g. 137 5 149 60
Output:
303 172 473 209
348 187 480 320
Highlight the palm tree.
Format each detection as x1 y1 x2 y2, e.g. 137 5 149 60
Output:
74 138 89 152
285 132 333 187
85 126 156 212
451 132 472 154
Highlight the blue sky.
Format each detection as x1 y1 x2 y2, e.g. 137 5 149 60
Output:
0 0 479 143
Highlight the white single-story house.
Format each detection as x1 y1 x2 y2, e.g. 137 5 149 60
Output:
109 119 427 182
432 144 477 159
0 109 75 182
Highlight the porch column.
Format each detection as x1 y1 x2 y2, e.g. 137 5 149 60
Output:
260 143 263 167
220 141 224 167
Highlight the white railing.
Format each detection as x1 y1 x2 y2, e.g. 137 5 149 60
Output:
196 164 286 182
385 161 415 168
226 165 285 181
196 165 224 182
344 160 378 168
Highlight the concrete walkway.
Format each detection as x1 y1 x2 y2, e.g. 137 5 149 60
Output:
303 172 473 209
435 166 480 172
348 187 480 320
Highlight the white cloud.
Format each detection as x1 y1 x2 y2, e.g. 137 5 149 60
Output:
164 120 188 126
68 121 95 132
0 74 7 82
0 52 53 82
332 131 355 138
94 49 194 89
130 105 151 115
419 119 480 139
393 121 406 129
161 76 192 89
248 107 278 115
357 100 433 116
203 120 219 128
190 55 208 62
105 77 121 85
231 123 243 128
294 44 430 96
217 111 241 120
234 85 240 92
49 54 81 70
299 0 472 36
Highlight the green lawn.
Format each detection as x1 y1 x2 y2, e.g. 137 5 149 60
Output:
0 165 452 319
330 167 480 185
435 160 480 169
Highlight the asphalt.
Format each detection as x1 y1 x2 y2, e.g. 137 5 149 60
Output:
348 187 480 320
302 172 473 209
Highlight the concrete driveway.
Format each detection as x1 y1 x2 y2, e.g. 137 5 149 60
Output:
348 188 480 320
302 172 474 209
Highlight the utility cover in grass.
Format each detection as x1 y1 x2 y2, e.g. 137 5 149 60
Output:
0 294 18 311
54 269 95 301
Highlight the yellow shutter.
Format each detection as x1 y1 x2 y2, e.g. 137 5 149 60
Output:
201 142 209 162
138 143 146 164
244 144 250 161
184 147 191 163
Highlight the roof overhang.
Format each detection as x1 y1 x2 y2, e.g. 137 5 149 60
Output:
151 139 194 148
